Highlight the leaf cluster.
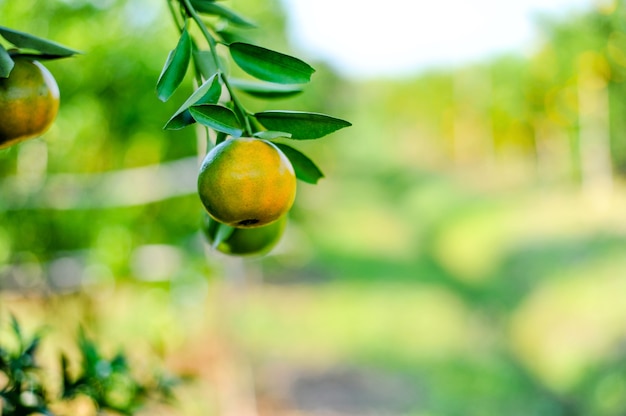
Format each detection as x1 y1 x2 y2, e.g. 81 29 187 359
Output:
159 0 351 185
0 317 50 415
0 317 178 416
0 26 80 78
60 329 177 415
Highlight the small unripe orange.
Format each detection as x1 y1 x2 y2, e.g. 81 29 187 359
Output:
197 137 296 228
0 58 60 149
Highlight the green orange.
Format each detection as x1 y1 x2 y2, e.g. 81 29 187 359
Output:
197 137 296 228
203 214 287 256
0 58 60 149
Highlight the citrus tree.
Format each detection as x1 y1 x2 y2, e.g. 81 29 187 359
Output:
159 0 351 256
1 1 350 413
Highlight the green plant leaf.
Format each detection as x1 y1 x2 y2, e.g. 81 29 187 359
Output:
110 352 128 372
0 26 80 57
229 78 303 99
273 143 324 184
0 346 8 371
0 45 14 78
61 354 78 399
165 110 196 131
78 328 101 372
193 49 219 80
190 104 243 137
23 335 41 361
212 221 235 249
216 28 250 45
253 130 291 140
190 1 255 27
230 42 315 84
164 74 222 130
10 314 23 347
254 111 351 140
156 28 192 102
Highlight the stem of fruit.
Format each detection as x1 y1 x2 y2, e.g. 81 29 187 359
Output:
179 0 253 137
180 0 219 67
220 73 253 136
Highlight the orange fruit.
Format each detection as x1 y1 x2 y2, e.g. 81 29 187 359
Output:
197 137 296 228
0 58 60 149
203 214 287 256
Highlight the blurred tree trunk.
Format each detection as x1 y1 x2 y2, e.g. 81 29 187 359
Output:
451 67 495 170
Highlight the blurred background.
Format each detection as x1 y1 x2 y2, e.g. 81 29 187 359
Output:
2 0 626 415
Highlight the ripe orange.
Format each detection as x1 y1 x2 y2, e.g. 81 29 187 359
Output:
203 214 287 256
0 58 60 149
197 137 296 228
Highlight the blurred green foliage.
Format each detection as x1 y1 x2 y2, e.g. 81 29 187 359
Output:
0 316 176 415
0 0 308 283
2 0 626 415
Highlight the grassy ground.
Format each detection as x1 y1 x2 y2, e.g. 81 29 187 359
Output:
3 172 626 415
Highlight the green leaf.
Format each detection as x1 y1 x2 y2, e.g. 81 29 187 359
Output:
254 111 351 140
110 352 128 372
253 130 291 140
212 221 235 249
23 335 41 360
164 74 222 130
0 26 80 57
0 347 8 371
229 42 315 84
78 328 100 371
273 143 324 184
229 78 303 99
190 1 256 27
192 49 218 80
0 45 14 78
10 314 23 346
216 28 250 45
190 104 243 137
61 354 76 399
156 27 192 102
165 110 195 131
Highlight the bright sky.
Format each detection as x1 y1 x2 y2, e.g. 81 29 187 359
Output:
280 0 598 79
